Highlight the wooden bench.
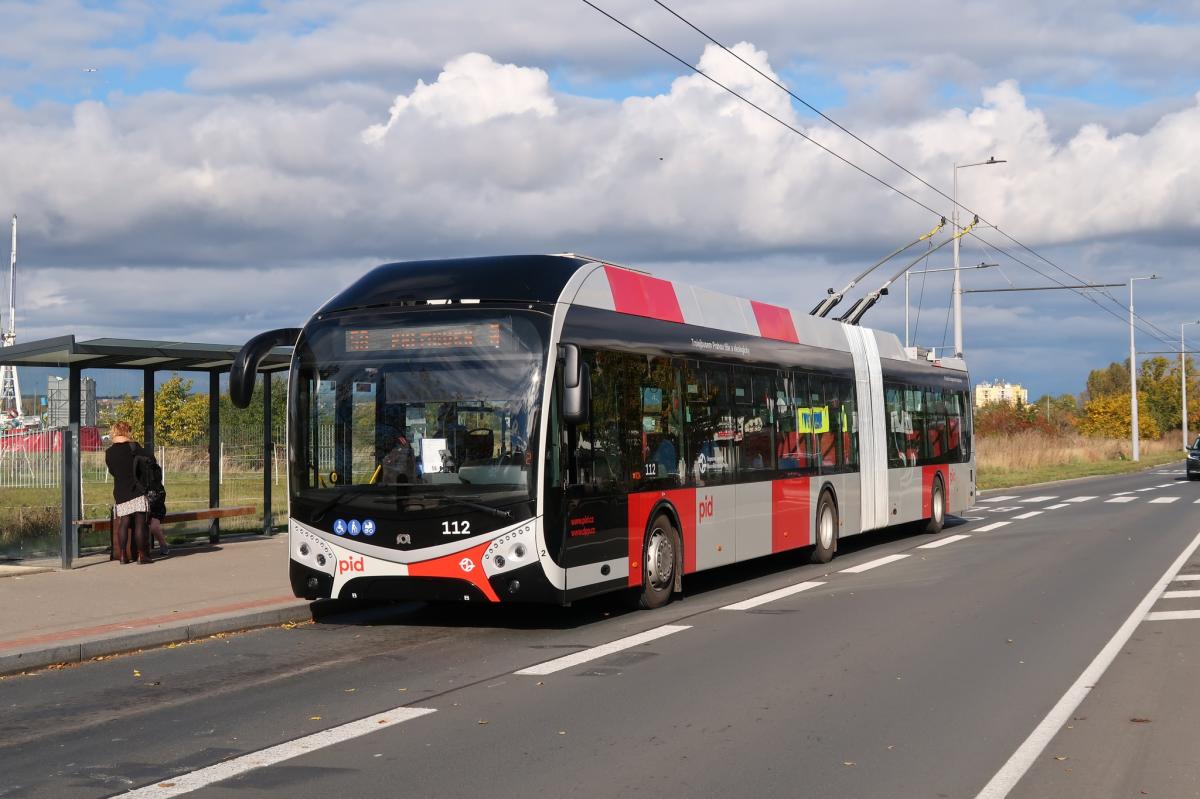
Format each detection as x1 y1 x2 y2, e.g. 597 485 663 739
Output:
75 505 258 541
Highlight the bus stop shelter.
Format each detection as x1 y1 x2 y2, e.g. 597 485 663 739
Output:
0 336 292 567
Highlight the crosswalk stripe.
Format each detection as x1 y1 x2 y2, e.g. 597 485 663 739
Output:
981 495 1018 503
1149 497 1180 504
1045 504 1070 510
1064 496 1096 503
1021 496 1058 503
1162 589 1200 599
1146 610 1200 621
975 521 1011 532
1172 574 1200 582
1106 496 1137 503
1013 511 1043 519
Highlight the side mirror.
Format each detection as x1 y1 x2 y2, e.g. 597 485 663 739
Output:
560 343 590 425
231 328 301 408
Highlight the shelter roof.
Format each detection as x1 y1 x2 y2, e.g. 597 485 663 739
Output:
0 335 291 372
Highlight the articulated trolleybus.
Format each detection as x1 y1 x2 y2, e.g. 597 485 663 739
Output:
232 255 974 609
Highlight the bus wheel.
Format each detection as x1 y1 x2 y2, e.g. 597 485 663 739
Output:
811 492 838 564
639 514 678 610
925 477 946 533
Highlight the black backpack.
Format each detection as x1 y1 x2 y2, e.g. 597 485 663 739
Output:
128 442 161 497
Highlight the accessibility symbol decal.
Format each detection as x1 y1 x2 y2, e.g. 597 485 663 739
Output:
362 519 376 537
333 519 348 536
349 519 362 537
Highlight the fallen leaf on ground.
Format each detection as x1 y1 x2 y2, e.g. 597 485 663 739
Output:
1130 718 1152 723
310 716 322 720
842 762 856 767
1054 756 1068 761
344 688 356 693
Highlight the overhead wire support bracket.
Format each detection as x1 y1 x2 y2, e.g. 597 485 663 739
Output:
811 217 946 318
839 217 977 326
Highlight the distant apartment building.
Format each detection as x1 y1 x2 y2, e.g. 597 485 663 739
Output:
974 380 1028 408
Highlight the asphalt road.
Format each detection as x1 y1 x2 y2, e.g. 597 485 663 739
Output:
3 463 1200 799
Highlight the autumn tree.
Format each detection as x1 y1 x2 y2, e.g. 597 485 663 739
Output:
1078 391 1161 439
104 374 210 446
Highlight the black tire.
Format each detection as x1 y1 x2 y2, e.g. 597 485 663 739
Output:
811 491 838 564
925 476 946 533
638 513 679 610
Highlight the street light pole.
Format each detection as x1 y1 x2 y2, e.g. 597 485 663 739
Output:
1129 274 1158 462
952 157 1006 358
1183 321 1200 450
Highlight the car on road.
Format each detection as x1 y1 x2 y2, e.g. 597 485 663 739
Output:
1189 436 1200 479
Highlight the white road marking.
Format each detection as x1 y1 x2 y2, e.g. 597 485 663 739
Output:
839 553 910 574
1012 511 1043 520
1136 487 1157 492
1194 497 1200 504
1112 491 1135 495
981 495 1018 502
117 706 437 798
917 534 971 550
974 529 1200 799
721 581 825 611
975 521 1012 532
1146 610 1200 621
1157 483 1179 488
1021 496 1058 503
1161 589 1200 599
1045 504 1070 510
514 625 691 676
1149 496 1180 504
1106 496 1137 503
1064 496 1096 503
1172 574 1200 581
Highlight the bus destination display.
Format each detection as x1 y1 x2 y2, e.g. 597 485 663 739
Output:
345 322 503 353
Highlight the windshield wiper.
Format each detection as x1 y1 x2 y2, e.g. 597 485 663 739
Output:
399 493 514 520
312 483 377 522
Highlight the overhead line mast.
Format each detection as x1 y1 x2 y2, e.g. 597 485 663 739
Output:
1 215 22 418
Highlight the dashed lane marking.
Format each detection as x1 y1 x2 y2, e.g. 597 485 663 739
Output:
1012 511 1043 520
1021 496 1058 503
1146 610 1200 622
839 553 910 574
117 706 437 798
514 625 691 676
1106 496 1137 503
1157 483 1179 488
1064 496 1096 502
1045 504 1070 510
721 581 825 611
1112 491 1135 495
1137 487 1157 492
981 495 1019 503
1161 589 1200 599
917 534 971 550
975 521 1012 532
1149 496 1180 504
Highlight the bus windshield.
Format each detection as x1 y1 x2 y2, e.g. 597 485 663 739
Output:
289 308 549 519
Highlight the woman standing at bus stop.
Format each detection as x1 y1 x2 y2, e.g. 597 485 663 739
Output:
105 421 153 564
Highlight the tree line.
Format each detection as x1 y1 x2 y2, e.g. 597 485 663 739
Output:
976 356 1197 440
103 374 287 446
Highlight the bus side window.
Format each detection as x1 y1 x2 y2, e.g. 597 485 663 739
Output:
738 369 777 474
638 355 682 485
841 376 859 470
584 350 626 489
884 383 906 468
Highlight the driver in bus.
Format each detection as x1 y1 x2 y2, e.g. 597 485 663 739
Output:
380 430 418 484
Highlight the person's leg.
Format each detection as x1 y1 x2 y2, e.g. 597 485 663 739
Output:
115 515 132 564
150 517 169 554
134 512 153 564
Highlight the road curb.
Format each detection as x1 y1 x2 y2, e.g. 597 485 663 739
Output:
0 600 344 677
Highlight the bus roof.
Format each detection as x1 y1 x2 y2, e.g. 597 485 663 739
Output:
317 254 966 373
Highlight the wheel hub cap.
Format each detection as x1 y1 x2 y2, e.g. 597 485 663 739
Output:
647 529 675 589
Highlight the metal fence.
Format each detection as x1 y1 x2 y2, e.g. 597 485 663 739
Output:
0 414 287 561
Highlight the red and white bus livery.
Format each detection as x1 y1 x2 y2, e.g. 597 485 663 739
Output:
233 255 974 609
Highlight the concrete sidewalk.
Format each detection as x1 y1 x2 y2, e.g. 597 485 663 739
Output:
0 535 324 675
